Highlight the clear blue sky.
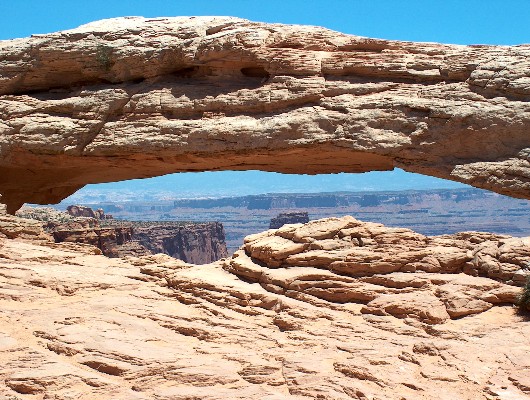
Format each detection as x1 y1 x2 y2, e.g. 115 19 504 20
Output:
2 0 530 44
3 1 529 198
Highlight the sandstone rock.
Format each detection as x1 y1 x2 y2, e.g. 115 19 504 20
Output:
1 216 530 399
361 291 451 324
16 206 228 263
0 213 52 242
131 221 228 264
226 216 530 325
52 225 134 257
67 204 111 219
269 212 309 229
0 17 529 212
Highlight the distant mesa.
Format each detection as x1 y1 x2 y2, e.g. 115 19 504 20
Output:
270 212 310 229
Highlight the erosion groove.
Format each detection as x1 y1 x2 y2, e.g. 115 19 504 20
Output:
1 16 530 212
1 211 529 399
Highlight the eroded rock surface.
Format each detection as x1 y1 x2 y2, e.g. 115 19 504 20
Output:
270 211 309 229
15 206 228 263
226 216 530 324
1 17 530 212
1 213 530 399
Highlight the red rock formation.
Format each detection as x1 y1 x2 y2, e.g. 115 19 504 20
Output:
52 224 133 258
130 222 228 264
1 17 530 212
67 205 112 219
16 206 228 263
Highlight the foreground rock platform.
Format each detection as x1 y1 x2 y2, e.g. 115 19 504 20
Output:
1 213 530 399
1 16 530 212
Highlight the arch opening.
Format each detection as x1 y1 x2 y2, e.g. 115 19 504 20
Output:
27 169 530 255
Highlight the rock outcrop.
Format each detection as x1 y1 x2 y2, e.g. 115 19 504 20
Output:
270 212 309 229
226 216 530 324
53 223 134 258
1 17 530 212
130 221 228 264
67 204 112 219
1 213 530 399
16 206 228 263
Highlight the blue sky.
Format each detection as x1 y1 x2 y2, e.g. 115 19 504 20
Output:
3 1 529 198
2 0 530 44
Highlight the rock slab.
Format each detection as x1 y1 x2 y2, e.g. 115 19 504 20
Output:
1 213 530 399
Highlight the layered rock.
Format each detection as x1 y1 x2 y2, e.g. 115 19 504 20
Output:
1 17 530 212
225 216 530 324
67 204 112 219
1 213 530 399
130 221 228 264
269 212 309 229
53 223 133 258
16 206 228 263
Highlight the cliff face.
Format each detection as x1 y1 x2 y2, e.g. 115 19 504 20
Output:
16 206 228 263
173 189 526 210
269 212 309 229
52 225 133 258
127 222 228 264
1 17 530 212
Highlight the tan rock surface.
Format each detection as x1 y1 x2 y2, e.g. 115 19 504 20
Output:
1 17 530 212
1 214 530 399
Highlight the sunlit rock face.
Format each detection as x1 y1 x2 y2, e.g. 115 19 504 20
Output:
1 16 530 212
1 213 530 399
226 216 530 323
15 206 228 263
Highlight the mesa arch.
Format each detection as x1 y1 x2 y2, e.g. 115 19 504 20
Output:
0 16 529 213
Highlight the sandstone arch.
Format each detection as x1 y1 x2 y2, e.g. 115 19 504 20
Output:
1 16 529 213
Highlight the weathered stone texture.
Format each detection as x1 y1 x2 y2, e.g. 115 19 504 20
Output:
1 213 530 399
226 215 530 324
0 17 529 212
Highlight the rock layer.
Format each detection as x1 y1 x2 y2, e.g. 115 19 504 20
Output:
1 17 530 212
1 213 530 399
225 216 530 324
130 221 228 264
16 206 228 263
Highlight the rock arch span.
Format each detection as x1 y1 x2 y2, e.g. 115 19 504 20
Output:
1 16 529 213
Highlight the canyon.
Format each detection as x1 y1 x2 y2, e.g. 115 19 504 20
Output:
80 187 530 253
0 17 529 400
16 206 227 264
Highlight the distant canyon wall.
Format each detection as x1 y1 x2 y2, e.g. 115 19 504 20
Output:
55 221 228 264
0 17 529 213
129 222 228 264
16 207 228 264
